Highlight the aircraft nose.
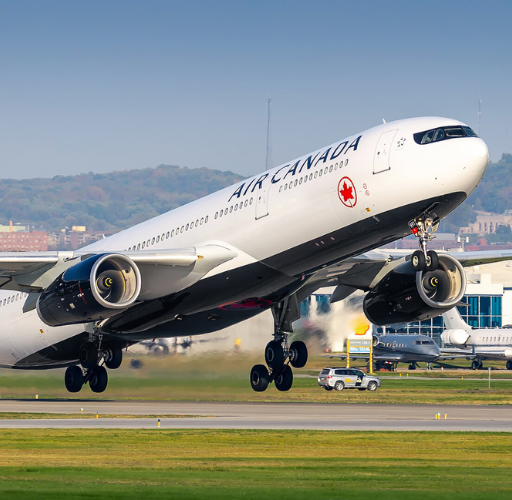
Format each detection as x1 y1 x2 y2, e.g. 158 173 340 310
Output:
463 138 489 176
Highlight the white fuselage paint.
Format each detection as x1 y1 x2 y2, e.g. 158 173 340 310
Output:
0 117 489 368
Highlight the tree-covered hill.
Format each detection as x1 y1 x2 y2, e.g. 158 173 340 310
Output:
0 165 245 232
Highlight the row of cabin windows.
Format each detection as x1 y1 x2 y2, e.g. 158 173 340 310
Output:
126 215 209 251
0 292 28 306
478 337 511 343
278 160 348 193
125 158 348 252
215 198 253 219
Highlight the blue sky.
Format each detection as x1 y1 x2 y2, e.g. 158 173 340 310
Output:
0 0 511 179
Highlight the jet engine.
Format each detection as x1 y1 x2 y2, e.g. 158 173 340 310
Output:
440 329 470 346
37 254 141 327
363 254 466 326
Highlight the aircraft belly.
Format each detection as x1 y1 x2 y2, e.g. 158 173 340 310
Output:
263 191 465 276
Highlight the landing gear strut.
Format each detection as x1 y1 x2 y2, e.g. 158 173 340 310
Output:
409 214 439 272
250 295 308 392
64 335 123 393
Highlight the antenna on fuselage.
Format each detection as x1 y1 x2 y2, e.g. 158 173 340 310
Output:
265 95 272 170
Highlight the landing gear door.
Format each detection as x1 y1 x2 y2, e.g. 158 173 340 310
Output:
255 185 269 220
373 129 397 174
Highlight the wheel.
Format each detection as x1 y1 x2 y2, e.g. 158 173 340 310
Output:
265 340 284 370
89 366 108 393
425 250 439 271
250 364 270 392
105 348 122 369
289 341 308 368
409 363 416 370
471 360 478 370
411 250 426 271
64 366 84 393
79 342 98 369
275 365 293 392
507 360 512 370
367 381 378 391
478 361 484 370
324 386 333 391
334 380 345 391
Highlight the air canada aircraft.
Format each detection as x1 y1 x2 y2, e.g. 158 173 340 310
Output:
327 334 440 371
441 308 512 370
0 116 503 394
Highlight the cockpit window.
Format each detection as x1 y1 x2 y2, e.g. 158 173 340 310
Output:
414 125 477 145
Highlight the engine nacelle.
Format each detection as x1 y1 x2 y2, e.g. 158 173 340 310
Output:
440 329 470 346
37 254 141 327
363 254 466 326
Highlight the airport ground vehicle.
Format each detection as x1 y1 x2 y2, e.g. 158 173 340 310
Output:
317 367 381 391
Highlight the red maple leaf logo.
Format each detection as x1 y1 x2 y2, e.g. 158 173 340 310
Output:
338 177 357 208
339 182 353 202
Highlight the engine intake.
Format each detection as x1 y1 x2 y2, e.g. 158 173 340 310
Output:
37 254 141 327
363 254 466 326
440 329 470 346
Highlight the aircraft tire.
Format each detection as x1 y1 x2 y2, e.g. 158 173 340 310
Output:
89 366 108 393
411 250 426 271
507 360 512 370
471 360 478 370
265 341 284 370
289 341 308 368
64 366 84 393
105 348 123 370
79 342 98 369
408 364 416 370
275 365 293 392
250 364 269 392
334 381 345 391
425 250 439 271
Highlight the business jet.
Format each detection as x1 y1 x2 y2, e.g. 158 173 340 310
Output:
0 116 497 394
327 334 440 371
441 308 512 370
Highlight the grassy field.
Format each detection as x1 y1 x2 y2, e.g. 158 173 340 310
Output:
0 429 511 499
1 353 512 405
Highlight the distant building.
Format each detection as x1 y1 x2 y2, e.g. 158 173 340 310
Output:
0 230 48 251
48 227 113 250
385 233 463 251
460 211 512 235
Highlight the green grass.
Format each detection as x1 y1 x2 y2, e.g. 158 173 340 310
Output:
0 429 511 499
1 353 512 405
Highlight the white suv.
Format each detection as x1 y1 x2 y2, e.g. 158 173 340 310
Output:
318 367 381 391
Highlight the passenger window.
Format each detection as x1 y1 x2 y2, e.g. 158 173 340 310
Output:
299 177 302 185
230 206 233 213
244 200 248 207
250 198 253 205
284 184 288 190
151 238 155 244
142 242 146 249
205 216 208 223
234 204 238 211
156 236 160 243
186 223 189 231
319 170 323 177
215 212 218 219
200 217 204 224
170 231 173 237
137 244 141 250
294 180 298 187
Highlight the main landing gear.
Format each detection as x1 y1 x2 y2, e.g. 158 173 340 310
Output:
250 295 308 392
64 336 123 393
408 214 440 272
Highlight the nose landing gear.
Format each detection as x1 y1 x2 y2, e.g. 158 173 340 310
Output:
250 295 308 392
409 214 440 272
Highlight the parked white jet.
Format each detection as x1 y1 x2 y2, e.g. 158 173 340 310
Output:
0 117 498 394
441 308 512 370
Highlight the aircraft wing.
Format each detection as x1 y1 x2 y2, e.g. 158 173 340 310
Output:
325 354 404 362
0 245 237 299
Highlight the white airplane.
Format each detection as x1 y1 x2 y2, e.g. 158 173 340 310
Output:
0 116 499 394
441 308 512 370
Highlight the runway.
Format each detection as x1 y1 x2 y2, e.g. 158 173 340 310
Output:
1 400 512 431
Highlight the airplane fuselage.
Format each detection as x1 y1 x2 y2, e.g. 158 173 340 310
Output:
0 117 489 369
